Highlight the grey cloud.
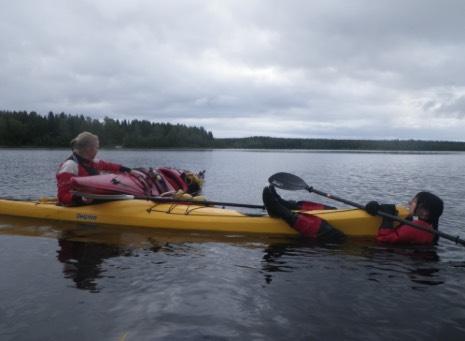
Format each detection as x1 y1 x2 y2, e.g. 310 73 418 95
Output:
425 95 465 118
1 0 465 140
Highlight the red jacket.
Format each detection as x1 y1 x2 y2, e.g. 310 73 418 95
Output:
56 153 124 205
376 219 435 245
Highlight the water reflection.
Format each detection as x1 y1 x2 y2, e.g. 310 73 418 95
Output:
0 215 448 292
261 243 293 284
259 238 443 287
57 238 128 292
0 215 293 290
260 240 323 284
357 244 442 288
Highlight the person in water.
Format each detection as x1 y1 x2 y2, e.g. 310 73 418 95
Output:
263 185 443 245
262 185 346 243
365 191 443 245
56 131 133 206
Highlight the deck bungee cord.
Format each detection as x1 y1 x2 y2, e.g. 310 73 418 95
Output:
72 191 266 210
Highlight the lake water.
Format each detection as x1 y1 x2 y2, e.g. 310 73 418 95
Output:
1 149 465 340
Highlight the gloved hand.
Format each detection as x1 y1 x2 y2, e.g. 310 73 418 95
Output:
365 201 380 215
72 194 93 205
120 166 132 173
81 196 94 204
378 204 397 216
378 204 398 229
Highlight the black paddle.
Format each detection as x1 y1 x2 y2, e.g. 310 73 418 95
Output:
268 172 465 247
73 191 265 210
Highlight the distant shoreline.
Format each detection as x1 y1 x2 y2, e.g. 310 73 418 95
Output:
1 146 463 154
2 110 465 151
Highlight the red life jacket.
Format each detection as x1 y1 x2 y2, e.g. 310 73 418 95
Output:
376 219 435 245
56 153 123 205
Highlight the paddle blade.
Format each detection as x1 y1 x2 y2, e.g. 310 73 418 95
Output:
72 191 135 201
268 172 309 191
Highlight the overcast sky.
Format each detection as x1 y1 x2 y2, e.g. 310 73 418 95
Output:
1 0 465 140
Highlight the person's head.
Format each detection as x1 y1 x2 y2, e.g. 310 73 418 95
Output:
409 191 443 228
70 132 99 160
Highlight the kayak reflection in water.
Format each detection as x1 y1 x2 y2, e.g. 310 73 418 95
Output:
56 131 135 206
262 185 346 243
365 192 444 245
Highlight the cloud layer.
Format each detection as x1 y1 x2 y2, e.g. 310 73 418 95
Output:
1 0 465 140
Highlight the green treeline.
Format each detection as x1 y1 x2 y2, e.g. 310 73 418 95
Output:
1 110 465 151
0 110 214 148
214 136 465 151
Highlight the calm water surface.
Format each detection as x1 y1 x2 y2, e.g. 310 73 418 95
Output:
1 149 465 340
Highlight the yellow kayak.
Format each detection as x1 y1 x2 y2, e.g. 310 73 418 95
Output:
0 198 408 237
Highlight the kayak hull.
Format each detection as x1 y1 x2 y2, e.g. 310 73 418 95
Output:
0 199 408 237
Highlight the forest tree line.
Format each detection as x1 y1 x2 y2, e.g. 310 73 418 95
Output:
214 136 465 151
1 110 465 151
0 111 214 148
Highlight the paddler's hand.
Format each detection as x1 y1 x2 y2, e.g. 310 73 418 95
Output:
72 194 93 205
365 201 380 215
81 196 94 204
119 166 132 173
378 204 397 216
120 166 143 178
378 204 398 229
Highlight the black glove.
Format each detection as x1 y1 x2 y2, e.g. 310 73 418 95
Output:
119 166 132 173
378 204 397 216
378 204 398 229
71 194 93 206
365 201 380 215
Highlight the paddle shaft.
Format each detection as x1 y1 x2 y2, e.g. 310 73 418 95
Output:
307 186 465 247
137 196 265 210
73 191 265 210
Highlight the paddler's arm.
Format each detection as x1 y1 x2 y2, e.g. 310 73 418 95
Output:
56 173 74 205
57 171 95 206
57 160 80 205
92 159 132 173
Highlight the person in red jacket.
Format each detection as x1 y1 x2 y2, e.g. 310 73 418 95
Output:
56 132 133 206
262 185 346 243
365 191 444 245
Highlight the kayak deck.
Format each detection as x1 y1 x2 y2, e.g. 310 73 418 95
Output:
0 198 408 237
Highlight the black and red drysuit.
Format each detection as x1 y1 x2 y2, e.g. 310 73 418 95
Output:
262 186 346 242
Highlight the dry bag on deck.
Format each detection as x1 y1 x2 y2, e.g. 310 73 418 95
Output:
71 167 204 197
